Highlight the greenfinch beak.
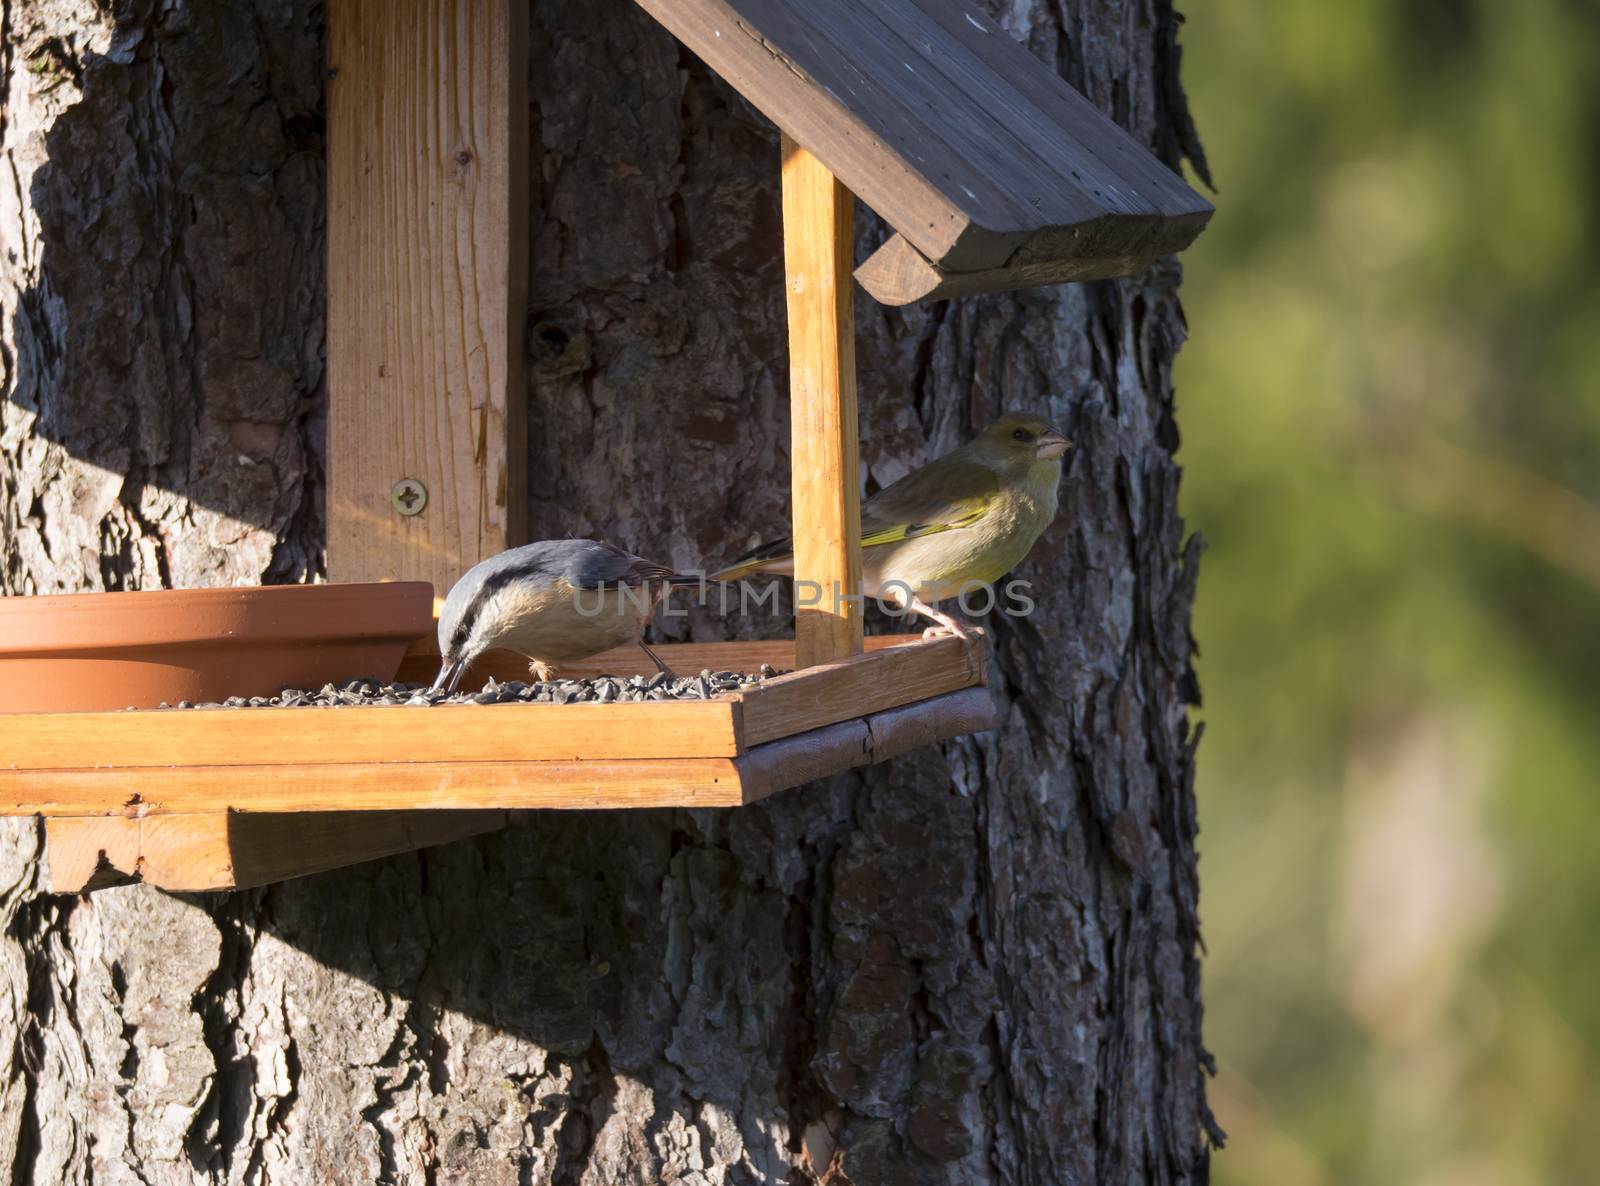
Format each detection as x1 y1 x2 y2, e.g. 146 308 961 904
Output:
1035 429 1071 461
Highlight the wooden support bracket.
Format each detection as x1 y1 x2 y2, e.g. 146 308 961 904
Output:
781 135 864 669
44 811 508 893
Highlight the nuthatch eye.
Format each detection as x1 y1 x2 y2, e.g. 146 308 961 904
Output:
431 539 706 694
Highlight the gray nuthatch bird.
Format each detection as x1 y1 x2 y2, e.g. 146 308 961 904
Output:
430 539 704 694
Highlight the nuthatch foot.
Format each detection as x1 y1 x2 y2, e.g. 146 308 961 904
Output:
430 539 705 694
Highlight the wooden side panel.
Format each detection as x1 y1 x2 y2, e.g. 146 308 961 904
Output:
781 136 864 669
856 684 999 765
737 685 1000 803
738 631 985 746
327 0 529 589
45 811 508 892
0 700 741 771
13 761 746 817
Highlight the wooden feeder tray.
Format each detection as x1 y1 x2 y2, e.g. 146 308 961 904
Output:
5 634 993 893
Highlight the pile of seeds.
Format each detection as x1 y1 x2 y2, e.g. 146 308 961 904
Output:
151 666 777 711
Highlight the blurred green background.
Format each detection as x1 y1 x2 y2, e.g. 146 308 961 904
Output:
1175 0 1600 1182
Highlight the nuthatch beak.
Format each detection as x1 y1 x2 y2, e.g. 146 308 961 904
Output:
430 659 466 695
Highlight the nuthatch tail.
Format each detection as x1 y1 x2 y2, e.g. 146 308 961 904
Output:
430 539 707 694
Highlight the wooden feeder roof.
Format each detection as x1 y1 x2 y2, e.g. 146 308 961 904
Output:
635 0 1213 303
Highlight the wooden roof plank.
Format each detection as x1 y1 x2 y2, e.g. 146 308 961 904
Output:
633 0 1212 301
632 0 974 263
906 0 1204 217
847 0 1149 219
748 0 1105 233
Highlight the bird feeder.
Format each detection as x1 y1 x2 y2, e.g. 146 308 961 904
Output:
0 0 1211 893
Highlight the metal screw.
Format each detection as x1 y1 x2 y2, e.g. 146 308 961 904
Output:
390 478 427 517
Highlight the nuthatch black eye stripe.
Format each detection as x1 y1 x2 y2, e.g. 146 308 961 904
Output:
449 557 555 654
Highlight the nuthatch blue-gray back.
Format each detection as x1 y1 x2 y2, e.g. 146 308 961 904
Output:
430 539 703 694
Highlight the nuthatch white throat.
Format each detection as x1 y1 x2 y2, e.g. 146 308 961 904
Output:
430 539 704 694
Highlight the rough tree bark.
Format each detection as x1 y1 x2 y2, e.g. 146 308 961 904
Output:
0 0 1218 1182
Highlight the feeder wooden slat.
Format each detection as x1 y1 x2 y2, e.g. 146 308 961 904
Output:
0 638 989 826
12 760 745 817
0 699 742 770
45 813 234 892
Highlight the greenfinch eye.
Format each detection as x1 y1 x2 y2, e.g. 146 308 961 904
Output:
1012 428 1031 442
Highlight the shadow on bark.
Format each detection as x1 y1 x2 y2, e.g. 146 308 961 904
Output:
1 0 326 594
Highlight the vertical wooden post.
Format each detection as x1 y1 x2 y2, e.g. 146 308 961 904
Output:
780 135 864 668
326 0 528 592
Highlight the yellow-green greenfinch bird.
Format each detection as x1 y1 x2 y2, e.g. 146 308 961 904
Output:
710 412 1070 638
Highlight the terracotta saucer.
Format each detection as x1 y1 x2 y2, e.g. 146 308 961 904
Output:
0 583 435 713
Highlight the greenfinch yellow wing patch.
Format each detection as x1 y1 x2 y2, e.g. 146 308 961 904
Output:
858 459 1000 548
860 493 994 548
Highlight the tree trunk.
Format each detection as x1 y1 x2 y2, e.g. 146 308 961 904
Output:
0 0 1217 1182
